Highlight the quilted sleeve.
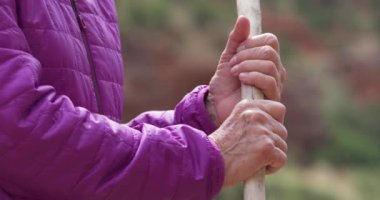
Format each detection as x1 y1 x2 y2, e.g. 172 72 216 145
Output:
127 86 217 135
0 2 224 200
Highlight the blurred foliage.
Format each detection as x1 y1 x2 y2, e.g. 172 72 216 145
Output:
217 164 380 200
320 81 380 166
115 0 380 199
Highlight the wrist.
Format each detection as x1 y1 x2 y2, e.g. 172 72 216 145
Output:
208 132 233 188
205 93 221 127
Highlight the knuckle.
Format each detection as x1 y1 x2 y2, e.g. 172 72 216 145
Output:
264 33 278 46
242 110 266 123
262 137 275 151
265 76 277 89
267 61 277 75
273 102 286 121
237 99 253 110
262 45 276 59
270 76 277 85
278 103 287 114
241 110 253 121
251 110 267 123
274 150 287 165
272 101 286 113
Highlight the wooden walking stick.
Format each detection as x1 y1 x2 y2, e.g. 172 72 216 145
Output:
236 0 266 200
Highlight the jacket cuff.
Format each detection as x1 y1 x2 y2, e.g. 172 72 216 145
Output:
174 85 217 135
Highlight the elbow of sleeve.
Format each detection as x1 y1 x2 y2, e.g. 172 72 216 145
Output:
124 124 224 200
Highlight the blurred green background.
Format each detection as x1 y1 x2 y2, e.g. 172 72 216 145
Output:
115 0 380 199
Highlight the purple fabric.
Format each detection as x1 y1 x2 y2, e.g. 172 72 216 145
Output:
0 0 224 199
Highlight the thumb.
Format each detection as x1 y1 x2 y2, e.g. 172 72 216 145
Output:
220 16 250 63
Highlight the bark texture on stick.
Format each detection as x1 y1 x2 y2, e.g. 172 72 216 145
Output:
237 0 266 200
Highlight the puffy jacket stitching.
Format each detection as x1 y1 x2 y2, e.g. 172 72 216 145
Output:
21 27 82 44
52 0 117 33
0 4 18 30
41 65 91 80
76 12 118 24
0 3 12 12
55 0 72 8
0 56 39 107
0 56 42 160
96 78 123 89
53 0 116 24
0 1 126 198
0 26 19 34
88 43 121 55
40 63 123 86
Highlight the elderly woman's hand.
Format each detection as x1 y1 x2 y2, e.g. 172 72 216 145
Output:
208 16 286 125
209 99 287 187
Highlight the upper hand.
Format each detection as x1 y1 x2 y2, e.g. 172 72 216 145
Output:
208 16 286 125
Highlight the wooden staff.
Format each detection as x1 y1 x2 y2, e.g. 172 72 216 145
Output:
236 0 266 200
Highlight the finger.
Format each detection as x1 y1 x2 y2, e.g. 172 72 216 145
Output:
253 127 288 154
265 147 287 174
239 72 281 101
231 60 280 83
231 45 281 69
245 100 286 123
237 33 280 53
268 129 288 153
271 121 288 141
231 45 286 83
234 100 286 123
237 105 287 145
237 34 287 83
220 16 250 63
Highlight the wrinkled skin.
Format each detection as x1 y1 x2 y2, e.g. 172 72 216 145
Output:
208 17 288 188
209 99 288 188
208 16 286 125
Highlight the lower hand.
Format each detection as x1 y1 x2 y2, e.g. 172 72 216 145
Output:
209 100 288 187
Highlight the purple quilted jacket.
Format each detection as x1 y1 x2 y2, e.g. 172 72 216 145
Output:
0 0 224 199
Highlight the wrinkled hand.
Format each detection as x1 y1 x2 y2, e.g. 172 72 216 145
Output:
208 16 286 125
209 100 287 187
